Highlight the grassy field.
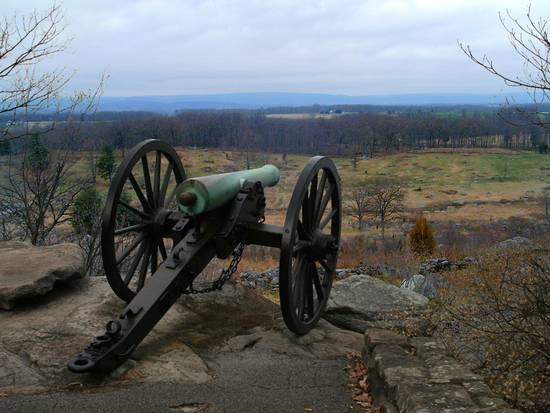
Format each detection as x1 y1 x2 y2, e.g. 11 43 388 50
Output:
2 146 548 239
163 147 550 228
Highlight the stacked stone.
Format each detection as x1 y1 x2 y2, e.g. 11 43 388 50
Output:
239 269 279 291
363 329 520 413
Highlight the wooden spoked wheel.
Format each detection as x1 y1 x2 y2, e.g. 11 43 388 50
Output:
101 139 186 302
279 156 342 335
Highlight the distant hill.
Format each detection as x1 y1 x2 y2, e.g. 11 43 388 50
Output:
97 92 532 114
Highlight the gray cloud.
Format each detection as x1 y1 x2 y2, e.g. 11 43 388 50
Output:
3 0 549 96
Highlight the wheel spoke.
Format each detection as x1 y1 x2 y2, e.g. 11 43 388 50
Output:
302 190 311 232
296 219 309 240
308 173 318 223
114 223 146 236
313 170 327 221
311 263 324 301
137 242 152 290
318 258 332 277
316 182 333 226
305 263 315 318
165 184 178 208
119 200 149 220
297 276 305 321
150 240 158 274
319 208 337 230
291 255 303 293
141 155 155 209
153 151 161 206
292 256 306 304
128 172 152 212
116 232 145 265
123 240 147 285
159 162 174 207
158 238 167 259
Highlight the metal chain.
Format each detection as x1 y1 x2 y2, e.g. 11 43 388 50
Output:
182 242 245 294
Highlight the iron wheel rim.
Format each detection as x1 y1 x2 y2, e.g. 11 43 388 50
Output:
279 156 342 335
101 139 186 302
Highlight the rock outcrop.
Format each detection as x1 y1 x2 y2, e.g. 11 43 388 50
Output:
0 241 84 310
496 236 535 251
400 274 437 299
324 274 429 334
0 275 363 395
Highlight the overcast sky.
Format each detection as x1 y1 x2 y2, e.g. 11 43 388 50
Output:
3 0 550 97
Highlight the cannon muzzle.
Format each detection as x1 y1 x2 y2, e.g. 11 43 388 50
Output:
176 164 280 215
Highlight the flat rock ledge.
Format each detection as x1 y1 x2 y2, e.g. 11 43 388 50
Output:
0 276 363 396
324 274 430 334
363 329 520 413
0 241 84 310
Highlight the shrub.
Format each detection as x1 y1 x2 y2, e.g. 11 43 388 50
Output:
71 188 103 275
434 247 550 412
71 188 102 235
409 215 435 256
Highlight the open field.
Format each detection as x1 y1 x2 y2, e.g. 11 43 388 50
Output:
265 112 350 120
163 147 549 228
5 146 547 228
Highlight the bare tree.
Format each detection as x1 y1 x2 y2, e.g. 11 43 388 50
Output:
0 2 104 143
0 135 86 245
0 2 104 249
0 3 67 141
460 5 550 128
344 188 369 229
366 181 405 238
239 127 257 169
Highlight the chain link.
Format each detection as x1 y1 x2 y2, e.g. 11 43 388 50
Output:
182 241 245 295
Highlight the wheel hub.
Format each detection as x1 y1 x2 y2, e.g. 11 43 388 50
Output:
151 208 171 235
308 230 336 260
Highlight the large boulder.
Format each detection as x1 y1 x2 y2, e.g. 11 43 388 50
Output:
400 274 437 299
324 274 429 334
400 272 450 299
0 241 84 310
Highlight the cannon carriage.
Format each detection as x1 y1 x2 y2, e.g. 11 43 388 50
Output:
68 139 342 373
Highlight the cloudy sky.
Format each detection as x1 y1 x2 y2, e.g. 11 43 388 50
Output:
3 0 550 97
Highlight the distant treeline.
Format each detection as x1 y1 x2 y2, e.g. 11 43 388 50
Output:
2 105 549 156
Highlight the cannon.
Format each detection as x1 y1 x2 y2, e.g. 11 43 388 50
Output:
67 139 341 373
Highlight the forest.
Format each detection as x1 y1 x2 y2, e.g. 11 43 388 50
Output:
2 104 548 157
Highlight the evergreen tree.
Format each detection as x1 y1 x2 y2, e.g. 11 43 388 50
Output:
71 188 103 235
97 143 116 182
28 134 49 170
0 140 10 155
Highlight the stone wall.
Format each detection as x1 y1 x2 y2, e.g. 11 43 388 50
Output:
363 329 520 413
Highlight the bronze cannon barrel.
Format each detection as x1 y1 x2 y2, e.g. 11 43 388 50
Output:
176 164 280 216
